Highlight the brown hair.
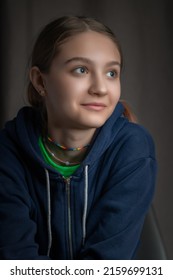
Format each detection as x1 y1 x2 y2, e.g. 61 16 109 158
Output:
120 100 137 123
27 15 135 122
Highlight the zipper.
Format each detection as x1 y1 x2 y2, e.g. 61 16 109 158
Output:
64 177 73 259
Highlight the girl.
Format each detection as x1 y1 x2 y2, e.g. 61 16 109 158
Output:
0 16 157 259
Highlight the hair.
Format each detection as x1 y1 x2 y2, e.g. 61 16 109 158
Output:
27 15 136 122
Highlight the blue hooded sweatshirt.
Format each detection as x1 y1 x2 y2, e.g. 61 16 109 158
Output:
0 102 157 259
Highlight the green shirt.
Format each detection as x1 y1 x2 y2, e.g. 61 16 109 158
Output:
39 137 80 178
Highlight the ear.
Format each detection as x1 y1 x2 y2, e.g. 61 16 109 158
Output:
29 66 46 96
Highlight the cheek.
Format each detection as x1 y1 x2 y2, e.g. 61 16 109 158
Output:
117 84 121 98
49 76 86 97
110 83 121 101
63 76 88 92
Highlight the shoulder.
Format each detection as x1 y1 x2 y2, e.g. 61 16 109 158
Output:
123 122 155 150
114 120 156 162
0 106 38 169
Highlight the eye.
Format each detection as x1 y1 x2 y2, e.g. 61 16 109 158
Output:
74 66 88 74
106 70 118 78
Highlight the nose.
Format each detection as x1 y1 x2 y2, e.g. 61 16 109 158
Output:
88 73 107 96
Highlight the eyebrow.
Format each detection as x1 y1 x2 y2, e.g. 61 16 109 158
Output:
64 57 121 67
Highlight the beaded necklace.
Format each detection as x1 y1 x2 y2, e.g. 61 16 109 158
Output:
44 140 80 166
47 136 90 151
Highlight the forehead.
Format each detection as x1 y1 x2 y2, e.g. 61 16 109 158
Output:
56 31 121 63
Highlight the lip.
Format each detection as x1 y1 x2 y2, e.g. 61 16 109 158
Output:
81 103 106 111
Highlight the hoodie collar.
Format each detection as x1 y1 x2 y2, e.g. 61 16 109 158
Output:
81 102 126 165
5 102 125 172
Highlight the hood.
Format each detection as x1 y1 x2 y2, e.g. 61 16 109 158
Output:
5 107 47 172
82 101 126 165
5 102 126 172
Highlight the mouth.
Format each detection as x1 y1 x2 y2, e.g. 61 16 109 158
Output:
81 103 107 111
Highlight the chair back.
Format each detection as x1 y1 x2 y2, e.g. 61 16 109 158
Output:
136 206 167 259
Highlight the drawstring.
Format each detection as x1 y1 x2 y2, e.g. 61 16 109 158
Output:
82 165 89 246
45 169 52 256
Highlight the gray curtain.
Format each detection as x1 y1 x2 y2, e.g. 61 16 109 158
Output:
1 0 173 258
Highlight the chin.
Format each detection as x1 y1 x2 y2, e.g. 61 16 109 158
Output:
83 118 109 129
89 113 112 127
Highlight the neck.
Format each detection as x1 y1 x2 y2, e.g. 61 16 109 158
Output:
47 127 96 149
44 127 96 166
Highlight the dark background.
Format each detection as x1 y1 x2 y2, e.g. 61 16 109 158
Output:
1 0 173 259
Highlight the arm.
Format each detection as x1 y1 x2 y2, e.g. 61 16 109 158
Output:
79 126 157 259
0 142 50 260
0 179 50 260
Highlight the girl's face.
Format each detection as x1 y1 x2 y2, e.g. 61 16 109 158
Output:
42 31 121 131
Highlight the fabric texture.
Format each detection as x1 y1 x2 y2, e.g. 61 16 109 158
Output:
0 102 157 259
